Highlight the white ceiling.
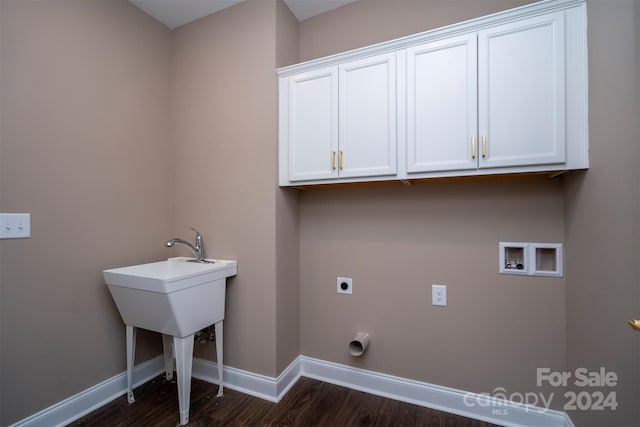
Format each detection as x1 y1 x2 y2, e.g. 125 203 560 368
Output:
130 0 358 30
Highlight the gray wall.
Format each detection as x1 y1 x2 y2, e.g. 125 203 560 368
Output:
0 1 172 424
565 1 640 426
1 0 638 426
0 0 301 424
298 0 533 61
296 0 640 425
300 179 566 396
275 0 301 375
169 0 280 377
297 0 567 403
168 0 300 378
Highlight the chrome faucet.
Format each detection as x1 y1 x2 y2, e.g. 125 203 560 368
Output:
164 227 205 262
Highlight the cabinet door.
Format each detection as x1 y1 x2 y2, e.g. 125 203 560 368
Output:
288 67 338 182
478 11 566 169
338 53 397 179
406 34 478 173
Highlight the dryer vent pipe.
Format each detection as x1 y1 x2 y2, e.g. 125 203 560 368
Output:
349 332 370 357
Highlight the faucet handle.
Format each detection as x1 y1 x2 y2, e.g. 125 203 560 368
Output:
189 227 202 247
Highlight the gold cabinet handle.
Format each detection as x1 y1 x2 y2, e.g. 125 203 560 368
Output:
339 150 344 170
481 135 487 158
331 150 336 170
629 319 640 331
471 135 476 159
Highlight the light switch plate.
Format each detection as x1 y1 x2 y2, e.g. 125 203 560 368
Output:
0 213 31 239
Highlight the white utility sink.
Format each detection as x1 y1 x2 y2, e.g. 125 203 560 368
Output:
104 257 236 336
104 256 237 425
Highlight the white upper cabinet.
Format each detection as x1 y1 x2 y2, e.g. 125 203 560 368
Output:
406 34 478 173
278 0 587 187
286 66 338 182
339 53 397 179
478 11 566 169
282 53 396 184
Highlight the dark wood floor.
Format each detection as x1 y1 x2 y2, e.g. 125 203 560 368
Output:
68 375 502 427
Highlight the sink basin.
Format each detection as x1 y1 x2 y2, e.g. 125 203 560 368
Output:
104 257 237 337
104 256 237 425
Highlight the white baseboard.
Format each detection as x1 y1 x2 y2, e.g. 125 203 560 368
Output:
9 354 574 427
196 355 573 427
298 356 574 427
9 355 165 427
191 356 300 402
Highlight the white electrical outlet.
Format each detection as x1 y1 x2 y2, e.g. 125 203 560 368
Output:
337 277 352 294
0 213 31 239
432 284 447 306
